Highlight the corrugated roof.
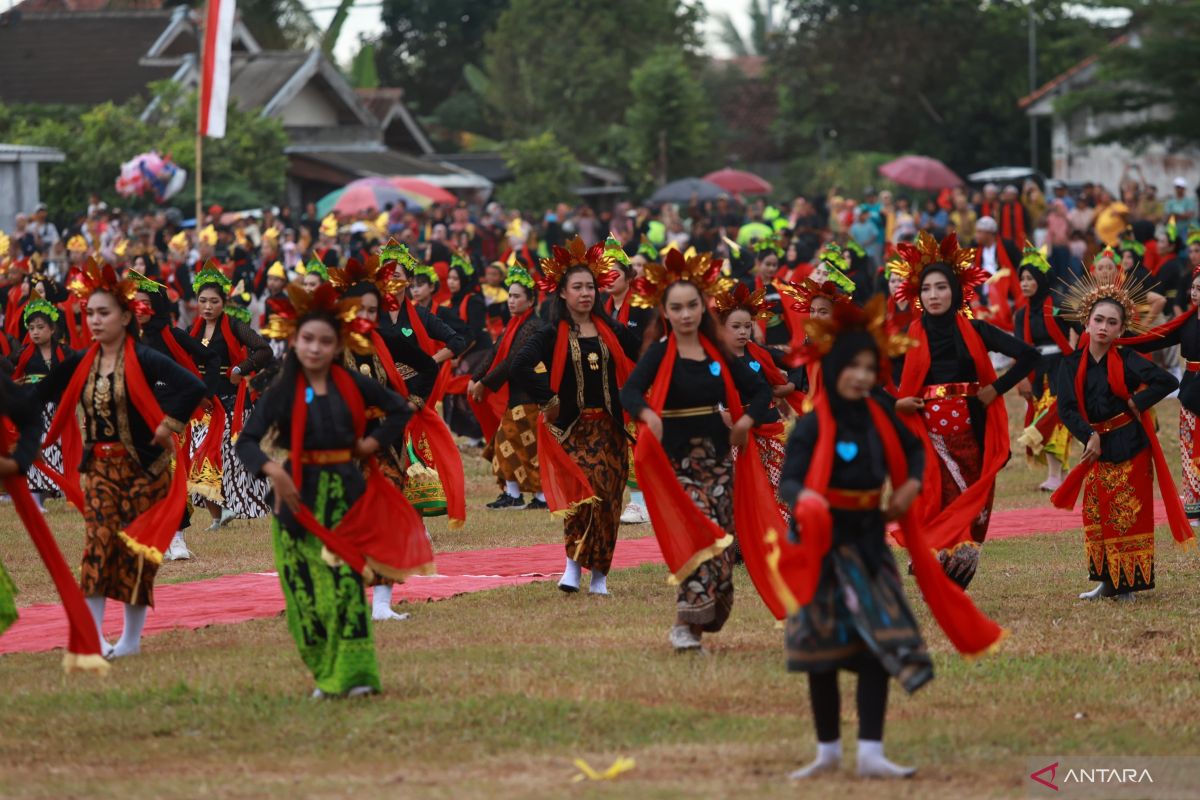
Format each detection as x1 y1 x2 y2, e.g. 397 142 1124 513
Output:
229 51 310 111
292 149 462 178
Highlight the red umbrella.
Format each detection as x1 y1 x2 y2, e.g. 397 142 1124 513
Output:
387 177 457 205
878 156 963 191
703 168 773 195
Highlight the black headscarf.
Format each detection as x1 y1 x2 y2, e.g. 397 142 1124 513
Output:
1017 262 1051 303
140 287 174 336
822 329 879 401
918 261 973 368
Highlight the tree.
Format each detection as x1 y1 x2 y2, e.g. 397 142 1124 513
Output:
496 132 582 214
482 0 705 164
715 0 780 57
349 40 380 89
624 47 713 193
234 0 320 50
376 0 510 116
1057 1 1200 147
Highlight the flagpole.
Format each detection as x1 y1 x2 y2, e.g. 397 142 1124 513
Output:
195 5 205 226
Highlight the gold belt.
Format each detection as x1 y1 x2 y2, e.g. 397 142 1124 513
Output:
826 488 883 511
921 382 979 400
300 449 353 465
1093 413 1133 435
1186 360 1200 373
660 405 721 419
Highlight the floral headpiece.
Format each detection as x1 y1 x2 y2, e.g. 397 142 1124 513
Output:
1188 229 1200 247
1092 246 1119 269
889 231 983 312
68 258 144 314
127 268 165 295
320 214 339 238
328 255 408 312
299 258 330 282
843 238 866 259
752 235 785 258
631 247 723 309
192 259 233 296
1062 268 1154 335
378 238 425 277
816 242 850 274
537 235 619 294
407 259 439 284
780 277 855 315
449 248 475 278
262 282 373 355
1167 216 1179 244
794 295 913 367
1018 241 1051 275
1117 237 1145 258
198 225 218 247
23 297 60 324
504 264 536 292
713 282 774 322
225 280 253 323
604 234 631 269
168 230 189 255
813 247 857 295
637 235 659 260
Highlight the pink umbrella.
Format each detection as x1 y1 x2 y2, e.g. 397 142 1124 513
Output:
878 156 963 191
387 177 457 205
703 168 773 195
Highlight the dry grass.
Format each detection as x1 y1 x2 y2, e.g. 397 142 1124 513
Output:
1 397 1197 799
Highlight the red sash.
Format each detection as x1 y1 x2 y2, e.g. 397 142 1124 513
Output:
191 314 252 436
12 345 64 382
470 309 531 442
746 341 806 415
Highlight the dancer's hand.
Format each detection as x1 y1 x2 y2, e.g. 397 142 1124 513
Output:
1016 378 1033 400
264 462 300 513
229 368 243 385
894 396 924 415
640 409 663 441
353 437 380 459
0 455 18 478
433 348 453 364
977 384 998 406
798 488 828 509
885 479 922 521
773 381 796 398
541 401 560 426
1126 398 1140 418
729 415 753 448
1081 433 1101 464
151 422 174 448
467 380 484 402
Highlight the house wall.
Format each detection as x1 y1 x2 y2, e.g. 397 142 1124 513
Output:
1049 110 1200 193
278 83 341 127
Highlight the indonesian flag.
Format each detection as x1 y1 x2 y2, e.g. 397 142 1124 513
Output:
199 0 236 138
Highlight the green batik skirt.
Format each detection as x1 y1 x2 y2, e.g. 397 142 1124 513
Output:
0 559 16 637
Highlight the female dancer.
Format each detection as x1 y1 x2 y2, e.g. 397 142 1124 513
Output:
1013 245 1076 491
189 262 274 527
469 265 548 511
620 250 772 651
443 252 491 444
510 237 640 595
891 233 1039 587
1053 273 1189 600
39 261 207 657
9 298 69 511
236 283 429 697
779 297 1006 779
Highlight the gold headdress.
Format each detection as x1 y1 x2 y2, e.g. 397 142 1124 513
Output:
631 247 724 309
66 234 89 254
328 255 409 312
67 257 142 313
262 282 373 355
536 235 618 293
780 277 856 315
168 230 189 255
797 295 913 365
198 225 218 247
1061 269 1155 336
889 231 983 312
712 282 774 321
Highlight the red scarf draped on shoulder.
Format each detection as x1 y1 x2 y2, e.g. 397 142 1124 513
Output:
746 341 806 416
12 344 65 382
1021 296 1073 365
286 365 435 579
898 314 1010 550
161 327 226 475
60 295 93 350
605 294 632 326
369 329 466 529
41 336 197 564
1117 305 1195 347
0 422 107 673
1050 335 1194 547
975 243 1022 331
769 392 1006 656
537 317 633 517
191 313 251 436
4 290 24 339
468 309 531 442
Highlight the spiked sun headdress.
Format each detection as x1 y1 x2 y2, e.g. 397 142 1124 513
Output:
631 247 724 309
262 282 373 354
888 231 984 313
537 235 619 294
1061 268 1154 336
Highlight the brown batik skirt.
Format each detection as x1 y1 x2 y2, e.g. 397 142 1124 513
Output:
81 450 171 606
490 403 541 493
563 410 628 574
672 437 736 633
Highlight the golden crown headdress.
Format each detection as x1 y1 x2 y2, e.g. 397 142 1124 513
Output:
67 257 142 313
712 282 774 321
536 235 618 293
328 255 409 312
262 282 373 355
794 295 914 367
631 247 724 309
1061 269 1154 336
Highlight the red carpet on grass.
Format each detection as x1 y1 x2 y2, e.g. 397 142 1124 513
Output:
0 501 1168 657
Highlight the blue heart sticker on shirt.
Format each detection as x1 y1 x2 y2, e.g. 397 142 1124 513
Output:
749 360 762 372
305 387 314 404
709 361 722 377
835 441 858 462
401 327 414 337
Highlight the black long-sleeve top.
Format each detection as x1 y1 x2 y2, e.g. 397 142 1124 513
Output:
1056 346 1177 463
511 317 641 433
1013 300 1077 396
779 394 924 540
620 337 773 460
474 314 550 408
190 313 274 400
370 326 439 401
736 351 783 425
140 325 220 384
10 343 71 383
0 371 44 473
235 369 411 528
1128 309 1200 414
379 302 468 357
38 342 208 475
899 317 1039 395
449 291 491 351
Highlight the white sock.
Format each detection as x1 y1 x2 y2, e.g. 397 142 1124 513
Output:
789 739 841 779
535 492 545 502
84 595 113 656
31 491 45 510
559 557 581 590
112 603 147 658
589 571 608 595
856 739 915 778
372 584 411 621
505 481 521 499
631 491 645 506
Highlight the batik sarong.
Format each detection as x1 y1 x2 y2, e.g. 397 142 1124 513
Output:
562 411 627 574
925 397 994 588
1082 450 1155 593
489 403 541 493
1181 408 1200 521
27 403 63 496
671 437 735 633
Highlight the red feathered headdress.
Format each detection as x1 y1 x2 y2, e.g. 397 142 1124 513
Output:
536 235 619 293
263 281 374 355
328 255 409 312
631 247 725 309
67 257 148 317
890 231 983 312
712 282 774 321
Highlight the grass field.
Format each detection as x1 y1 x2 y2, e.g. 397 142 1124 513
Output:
2 395 1198 799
